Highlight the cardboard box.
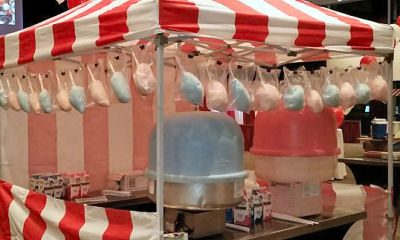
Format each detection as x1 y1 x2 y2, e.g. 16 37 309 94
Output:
63 173 81 200
107 171 148 192
271 182 322 217
165 209 225 239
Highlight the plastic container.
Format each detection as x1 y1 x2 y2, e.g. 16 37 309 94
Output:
371 118 387 139
147 112 248 210
250 103 339 182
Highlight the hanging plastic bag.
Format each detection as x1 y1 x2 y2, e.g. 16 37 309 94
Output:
87 66 110 106
282 67 304 111
6 77 20 111
228 62 252 113
303 71 323 113
131 49 156 97
0 75 8 109
202 60 228 112
27 75 41 113
17 76 30 113
350 68 370 104
56 72 72 112
254 67 280 112
176 55 204 105
38 73 53 113
68 70 86 113
367 61 388 102
320 69 340 107
108 59 131 103
337 69 356 114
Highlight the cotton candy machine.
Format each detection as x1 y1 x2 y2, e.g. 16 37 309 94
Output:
147 112 247 210
250 104 339 183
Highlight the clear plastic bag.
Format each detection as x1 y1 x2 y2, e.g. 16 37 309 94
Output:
38 73 53 113
27 74 41 113
5 75 20 111
131 46 156 97
203 60 229 112
55 71 72 112
176 55 204 106
108 57 131 103
254 67 280 112
0 74 8 109
335 69 356 114
87 65 110 107
320 68 340 107
282 67 305 111
68 70 87 113
16 75 30 113
304 71 323 113
350 68 370 104
366 61 388 102
228 62 253 113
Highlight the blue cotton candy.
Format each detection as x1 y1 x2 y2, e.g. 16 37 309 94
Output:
180 72 204 105
39 90 53 113
17 90 30 113
322 84 340 107
354 83 370 104
111 72 131 103
69 85 86 113
0 89 8 109
230 78 251 113
283 85 304 111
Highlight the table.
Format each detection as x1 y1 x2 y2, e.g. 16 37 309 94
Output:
204 208 366 240
88 191 155 211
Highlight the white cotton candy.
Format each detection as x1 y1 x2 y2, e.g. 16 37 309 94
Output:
254 82 280 112
134 63 156 96
111 72 131 103
0 89 8 109
283 85 304 111
29 92 41 113
69 85 86 113
354 83 370 104
39 90 53 113
340 82 356 112
306 89 324 113
18 90 30 113
322 84 340 107
180 72 204 105
89 79 110 106
8 90 20 111
230 78 251 113
206 80 228 112
56 89 72 112
369 75 388 102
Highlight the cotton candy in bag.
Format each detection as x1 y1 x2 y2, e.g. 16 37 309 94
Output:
6 77 20 111
320 70 340 107
254 67 280 112
367 62 388 102
17 77 30 113
38 74 53 113
132 50 156 97
176 56 204 105
229 62 252 113
56 72 72 112
108 61 131 103
351 68 370 104
0 76 8 109
87 66 110 106
27 76 41 113
68 70 86 113
338 70 356 112
204 62 228 112
283 68 304 111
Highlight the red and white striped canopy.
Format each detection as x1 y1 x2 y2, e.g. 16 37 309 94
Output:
0 0 394 70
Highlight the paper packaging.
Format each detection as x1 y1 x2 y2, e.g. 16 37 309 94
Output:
52 174 64 199
107 171 148 192
79 172 90 198
165 209 225 239
233 190 252 227
29 174 42 192
63 173 81 200
271 182 322 217
259 187 272 221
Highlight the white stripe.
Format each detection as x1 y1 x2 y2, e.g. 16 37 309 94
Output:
4 33 20 68
239 0 298 47
57 111 85 172
33 0 104 61
108 102 133 173
284 0 351 47
2 111 29 188
130 211 158 240
40 197 66 240
189 0 236 40
79 205 109 240
125 0 159 41
8 185 30 239
73 0 131 52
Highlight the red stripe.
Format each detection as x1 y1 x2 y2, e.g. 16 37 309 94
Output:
83 107 109 191
18 30 36 65
252 42 277 66
214 0 269 42
296 0 373 50
96 0 139 47
22 192 47 240
300 51 330 62
103 209 133 240
0 36 5 69
264 0 325 47
52 0 115 57
0 181 13 240
159 0 200 33
59 201 85 240
28 113 57 175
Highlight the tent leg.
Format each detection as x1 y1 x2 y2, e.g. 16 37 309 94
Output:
387 57 394 239
155 34 167 240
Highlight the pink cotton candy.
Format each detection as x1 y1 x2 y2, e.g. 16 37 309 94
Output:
306 90 324 113
206 80 228 112
369 75 388 102
254 82 280 112
339 82 356 112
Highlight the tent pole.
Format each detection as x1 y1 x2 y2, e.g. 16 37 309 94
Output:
387 55 394 239
155 34 167 240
